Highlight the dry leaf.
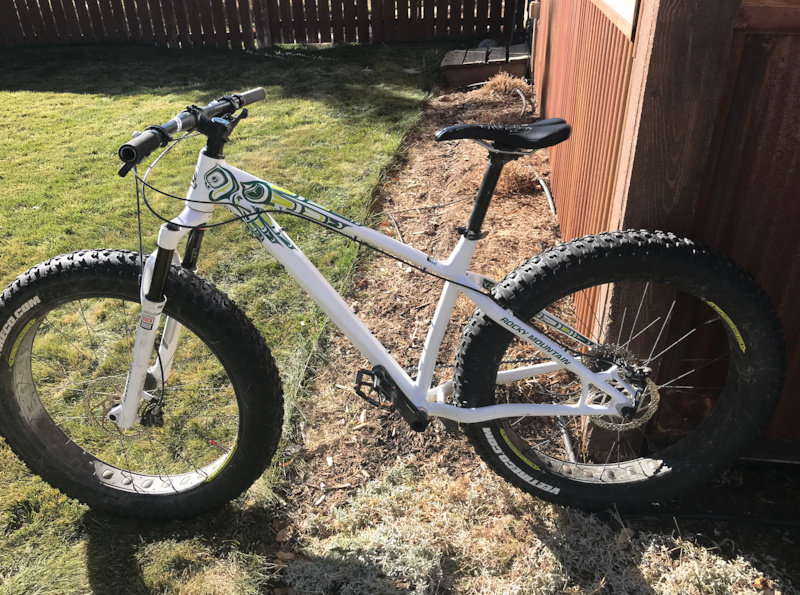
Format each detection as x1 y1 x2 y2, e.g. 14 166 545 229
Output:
272 519 290 532
276 526 293 542
273 559 288 570
616 527 635 550
276 551 296 561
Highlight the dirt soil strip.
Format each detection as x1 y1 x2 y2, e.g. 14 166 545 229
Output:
282 75 560 516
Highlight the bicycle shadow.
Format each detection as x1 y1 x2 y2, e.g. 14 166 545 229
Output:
82 503 416 594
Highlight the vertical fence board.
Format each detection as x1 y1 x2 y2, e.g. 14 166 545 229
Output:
238 0 255 48
475 0 488 38
37 0 62 43
163 0 181 46
0 1 24 46
86 0 107 40
254 0 278 47
488 0 501 37
110 0 130 41
356 0 369 42
14 0 36 44
503 0 515 39
97 0 119 41
122 0 142 42
436 0 449 39
185 0 202 47
382 0 396 42
24 0 49 44
291 0 306 42
278 0 294 43
210 0 229 47
372 0 385 42
423 0 435 38
396 0 409 40
342 0 356 41
408 0 419 40
449 0 462 38
196 0 214 45
53 0 82 42
317 0 331 42
305 0 320 43
172 0 193 47
225 0 244 48
462 0 474 39
146 0 168 46
72 0 96 42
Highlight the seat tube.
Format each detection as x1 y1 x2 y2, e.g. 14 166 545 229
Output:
464 152 515 239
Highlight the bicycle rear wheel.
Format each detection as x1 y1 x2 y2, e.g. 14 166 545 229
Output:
454 231 784 510
0 250 283 519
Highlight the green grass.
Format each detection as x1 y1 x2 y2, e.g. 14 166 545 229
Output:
0 43 447 594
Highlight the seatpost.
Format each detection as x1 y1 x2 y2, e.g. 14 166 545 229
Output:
461 151 519 240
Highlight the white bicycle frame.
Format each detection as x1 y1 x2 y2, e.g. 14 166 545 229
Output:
111 150 639 428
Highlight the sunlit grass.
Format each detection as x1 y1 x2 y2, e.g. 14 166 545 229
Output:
0 42 446 594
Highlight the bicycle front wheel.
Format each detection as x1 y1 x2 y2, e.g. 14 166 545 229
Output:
0 250 283 519
454 231 784 510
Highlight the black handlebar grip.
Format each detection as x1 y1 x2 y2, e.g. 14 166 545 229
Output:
118 129 164 164
237 88 267 107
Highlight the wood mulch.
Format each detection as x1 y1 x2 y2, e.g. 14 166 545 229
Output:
279 74 561 517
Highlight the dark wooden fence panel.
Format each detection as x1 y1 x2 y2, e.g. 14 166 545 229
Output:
1 0 519 48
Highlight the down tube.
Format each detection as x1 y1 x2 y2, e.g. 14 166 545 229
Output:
250 223 420 401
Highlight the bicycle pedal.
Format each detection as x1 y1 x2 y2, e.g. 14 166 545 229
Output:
354 366 429 432
354 368 394 411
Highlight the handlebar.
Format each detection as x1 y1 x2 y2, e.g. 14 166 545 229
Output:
117 87 266 176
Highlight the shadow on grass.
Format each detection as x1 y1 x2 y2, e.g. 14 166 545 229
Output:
83 504 278 594
82 503 408 594
0 44 450 130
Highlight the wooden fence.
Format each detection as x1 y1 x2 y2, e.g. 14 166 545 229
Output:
0 0 522 48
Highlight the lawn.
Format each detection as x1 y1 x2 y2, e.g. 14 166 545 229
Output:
0 42 445 594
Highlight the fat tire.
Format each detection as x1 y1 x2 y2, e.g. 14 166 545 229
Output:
454 230 785 511
0 250 283 519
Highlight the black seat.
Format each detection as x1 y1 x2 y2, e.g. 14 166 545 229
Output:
434 118 571 150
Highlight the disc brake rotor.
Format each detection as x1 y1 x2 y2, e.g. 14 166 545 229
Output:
584 344 660 431
82 377 148 441
588 378 660 431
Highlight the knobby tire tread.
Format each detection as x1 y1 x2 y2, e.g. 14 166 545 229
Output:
0 250 284 519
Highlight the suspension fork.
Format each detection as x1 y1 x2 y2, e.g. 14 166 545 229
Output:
145 228 206 390
108 221 207 428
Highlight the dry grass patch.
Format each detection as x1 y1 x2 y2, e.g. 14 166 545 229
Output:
284 460 781 594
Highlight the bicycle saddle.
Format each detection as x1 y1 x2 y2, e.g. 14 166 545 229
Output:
434 118 571 150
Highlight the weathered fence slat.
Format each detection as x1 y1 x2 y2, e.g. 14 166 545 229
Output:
356 0 369 42
291 0 305 42
330 0 344 43
209 0 229 47
197 0 215 46
1 1 25 46
225 0 244 48
37 0 61 43
397 0 410 41
258 0 280 47
122 0 142 42
172 0 194 47
436 0 448 39
305 0 320 43
343 0 357 42
475 0 489 38
163 0 181 46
